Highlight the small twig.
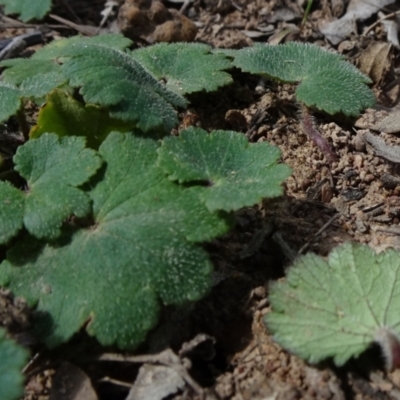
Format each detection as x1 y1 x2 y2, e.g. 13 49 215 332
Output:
0 23 68 29
239 219 274 259
180 0 194 14
49 14 98 36
236 342 258 363
98 349 204 396
297 213 339 255
56 0 82 23
22 352 40 374
272 231 297 262
363 10 400 36
383 75 400 91
99 376 132 388
229 0 243 12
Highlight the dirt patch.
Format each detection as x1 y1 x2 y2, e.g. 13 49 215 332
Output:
1 0 400 399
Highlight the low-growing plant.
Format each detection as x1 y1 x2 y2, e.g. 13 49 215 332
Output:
0 0 51 22
0 129 290 349
0 327 28 400
266 242 400 370
232 42 375 161
0 35 377 368
0 35 291 348
0 35 232 140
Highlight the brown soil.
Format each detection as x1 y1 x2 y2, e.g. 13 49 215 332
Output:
2 0 400 399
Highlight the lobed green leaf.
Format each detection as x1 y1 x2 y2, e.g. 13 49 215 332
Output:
61 44 187 132
0 132 230 349
158 127 291 212
0 34 132 103
233 42 375 116
0 59 60 86
266 242 400 366
0 328 28 400
0 133 102 243
131 43 233 96
0 82 21 122
0 181 24 244
0 0 51 21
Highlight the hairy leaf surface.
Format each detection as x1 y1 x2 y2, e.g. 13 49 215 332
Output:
131 43 233 95
0 132 230 349
0 328 28 400
0 0 51 21
233 42 375 116
158 127 291 211
0 59 60 86
266 242 400 366
0 133 101 242
0 181 24 244
0 82 21 122
61 44 187 132
0 35 132 101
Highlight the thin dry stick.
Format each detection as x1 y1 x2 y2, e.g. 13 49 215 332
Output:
98 349 204 396
297 213 339 255
363 10 400 36
0 23 68 29
49 14 98 36
100 376 132 388
180 0 194 14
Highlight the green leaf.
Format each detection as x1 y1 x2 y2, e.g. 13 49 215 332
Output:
1 59 60 86
0 35 132 101
0 181 24 245
61 43 187 132
20 71 68 100
265 242 400 366
131 43 233 96
0 132 230 349
0 328 28 400
0 82 21 122
158 127 291 212
0 0 51 21
0 58 67 104
32 34 133 59
233 42 375 116
0 133 102 242
30 89 134 148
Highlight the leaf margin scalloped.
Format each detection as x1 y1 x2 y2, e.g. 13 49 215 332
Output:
265 242 400 366
232 42 375 116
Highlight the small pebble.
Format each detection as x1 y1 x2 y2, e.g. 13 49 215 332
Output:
354 154 363 168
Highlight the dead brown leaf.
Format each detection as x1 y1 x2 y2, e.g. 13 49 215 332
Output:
358 41 391 83
126 364 185 400
372 109 400 133
320 0 396 44
49 362 98 400
379 11 400 48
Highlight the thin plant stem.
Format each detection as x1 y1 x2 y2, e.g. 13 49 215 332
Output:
301 0 313 28
299 105 337 164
